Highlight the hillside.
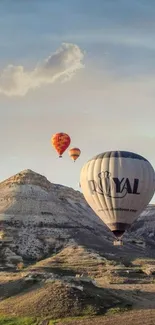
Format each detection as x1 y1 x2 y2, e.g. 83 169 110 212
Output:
0 245 155 324
0 170 155 324
0 169 155 267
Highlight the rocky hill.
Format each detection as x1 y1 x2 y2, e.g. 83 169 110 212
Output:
0 169 155 267
1 169 155 323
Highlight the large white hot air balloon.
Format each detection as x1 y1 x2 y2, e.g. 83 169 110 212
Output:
80 151 155 244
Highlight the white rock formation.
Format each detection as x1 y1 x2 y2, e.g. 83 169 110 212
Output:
0 169 107 261
0 169 155 262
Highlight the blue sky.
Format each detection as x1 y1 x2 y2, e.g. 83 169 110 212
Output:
0 0 155 202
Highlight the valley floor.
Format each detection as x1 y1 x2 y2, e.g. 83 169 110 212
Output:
1 246 155 324
1 310 155 325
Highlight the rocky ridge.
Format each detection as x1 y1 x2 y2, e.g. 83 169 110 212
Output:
0 169 155 267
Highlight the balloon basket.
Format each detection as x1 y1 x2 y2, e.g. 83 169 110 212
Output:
113 239 123 246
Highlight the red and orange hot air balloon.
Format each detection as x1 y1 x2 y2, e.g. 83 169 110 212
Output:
51 132 71 158
69 147 81 162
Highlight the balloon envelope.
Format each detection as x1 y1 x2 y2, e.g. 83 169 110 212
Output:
69 148 81 162
51 133 71 157
80 151 155 238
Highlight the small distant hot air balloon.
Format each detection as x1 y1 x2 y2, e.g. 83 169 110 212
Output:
51 132 71 158
69 148 81 162
80 150 155 245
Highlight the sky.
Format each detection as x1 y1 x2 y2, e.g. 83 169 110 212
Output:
0 0 155 202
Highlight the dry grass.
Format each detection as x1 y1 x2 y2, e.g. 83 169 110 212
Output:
52 309 155 325
1 245 155 324
0 278 126 319
1 310 155 325
29 246 108 276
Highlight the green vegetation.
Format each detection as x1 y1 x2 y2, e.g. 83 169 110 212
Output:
105 304 132 316
49 315 90 324
0 316 37 325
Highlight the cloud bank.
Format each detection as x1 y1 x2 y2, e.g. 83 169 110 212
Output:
0 43 85 96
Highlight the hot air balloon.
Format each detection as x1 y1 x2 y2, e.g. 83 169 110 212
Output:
51 132 71 158
80 151 155 245
69 148 81 162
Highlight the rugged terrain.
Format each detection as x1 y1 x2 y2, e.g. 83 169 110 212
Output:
0 169 155 324
0 169 155 265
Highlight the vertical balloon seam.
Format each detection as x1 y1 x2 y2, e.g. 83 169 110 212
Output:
100 154 112 224
92 156 103 214
97 155 106 215
118 152 124 222
130 156 137 225
90 155 103 216
127 157 134 225
110 151 117 224
103 152 113 224
117 150 130 238
106 152 113 223
87 160 95 214
101 154 109 222
108 150 114 223
120 155 127 225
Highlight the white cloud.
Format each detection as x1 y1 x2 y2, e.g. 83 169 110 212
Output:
0 43 85 97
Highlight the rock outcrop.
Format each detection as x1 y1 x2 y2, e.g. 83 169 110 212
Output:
0 169 107 262
0 169 155 265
